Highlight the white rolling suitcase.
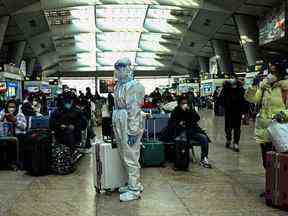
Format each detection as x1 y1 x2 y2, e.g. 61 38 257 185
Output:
92 139 127 193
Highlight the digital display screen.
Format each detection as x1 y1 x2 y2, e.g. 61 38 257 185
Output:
203 83 213 94
259 1 285 45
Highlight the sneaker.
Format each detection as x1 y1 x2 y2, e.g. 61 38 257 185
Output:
233 143 240 152
225 140 231 149
119 183 144 194
199 157 212 169
120 190 141 202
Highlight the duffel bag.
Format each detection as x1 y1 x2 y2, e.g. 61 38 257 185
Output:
50 144 74 175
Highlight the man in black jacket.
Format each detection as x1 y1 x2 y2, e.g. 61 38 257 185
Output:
168 96 212 168
50 93 88 150
222 76 245 152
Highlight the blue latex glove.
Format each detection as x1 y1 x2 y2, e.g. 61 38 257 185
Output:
128 135 138 146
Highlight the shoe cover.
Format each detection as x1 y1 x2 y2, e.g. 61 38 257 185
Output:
120 190 140 202
119 183 144 194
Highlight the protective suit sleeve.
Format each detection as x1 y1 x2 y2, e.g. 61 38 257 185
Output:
126 82 145 136
244 86 263 104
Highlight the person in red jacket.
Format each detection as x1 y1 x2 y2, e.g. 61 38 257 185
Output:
142 96 158 109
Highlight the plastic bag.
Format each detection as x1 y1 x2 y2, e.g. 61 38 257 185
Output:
268 120 288 152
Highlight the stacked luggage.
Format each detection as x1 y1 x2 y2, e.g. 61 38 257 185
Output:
24 116 77 176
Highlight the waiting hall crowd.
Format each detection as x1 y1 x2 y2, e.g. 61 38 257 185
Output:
0 58 288 204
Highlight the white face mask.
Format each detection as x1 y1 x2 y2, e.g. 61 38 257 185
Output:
267 73 277 84
181 104 188 110
8 108 15 114
34 106 41 113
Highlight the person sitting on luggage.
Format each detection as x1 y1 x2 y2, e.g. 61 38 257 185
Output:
50 93 88 150
0 99 27 168
167 95 212 169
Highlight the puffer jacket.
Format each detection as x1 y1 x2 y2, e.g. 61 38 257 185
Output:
245 79 288 144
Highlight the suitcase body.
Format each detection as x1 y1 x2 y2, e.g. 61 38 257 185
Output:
24 130 51 176
92 140 127 193
141 115 166 167
266 151 288 210
141 139 165 167
175 140 190 170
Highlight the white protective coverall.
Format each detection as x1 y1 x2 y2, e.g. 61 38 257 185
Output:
112 58 145 201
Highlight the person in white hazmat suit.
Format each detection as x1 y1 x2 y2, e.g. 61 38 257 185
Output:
112 58 145 202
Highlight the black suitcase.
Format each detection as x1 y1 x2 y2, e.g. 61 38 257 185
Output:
24 130 52 176
102 117 113 139
174 141 190 170
165 144 176 162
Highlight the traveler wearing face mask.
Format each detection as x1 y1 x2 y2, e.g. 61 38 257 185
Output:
0 100 27 135
32 99 43 116
167 96 212 168
0 100 27 168
245 63 288 171
222 76 245 152
50 94 88 150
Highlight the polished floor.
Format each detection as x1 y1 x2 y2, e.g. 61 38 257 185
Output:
0 111 287 216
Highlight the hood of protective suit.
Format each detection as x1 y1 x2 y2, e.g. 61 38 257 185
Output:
114 58 134 84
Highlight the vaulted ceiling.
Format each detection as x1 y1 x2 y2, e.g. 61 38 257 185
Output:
0 0 283 77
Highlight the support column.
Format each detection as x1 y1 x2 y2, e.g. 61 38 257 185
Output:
198 56 209 74
26 58 36 76
234 14 260 66
9 41 26 67
212 40 233 75
0 16 9 51
95 76 98 94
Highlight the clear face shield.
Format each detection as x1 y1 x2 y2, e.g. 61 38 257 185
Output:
114 59 134 83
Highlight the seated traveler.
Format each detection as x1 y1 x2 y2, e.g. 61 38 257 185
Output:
0 99 27 168
167 96 212 169
50 93 88 150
